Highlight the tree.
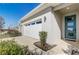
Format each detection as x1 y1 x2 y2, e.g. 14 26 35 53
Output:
0 16 5 29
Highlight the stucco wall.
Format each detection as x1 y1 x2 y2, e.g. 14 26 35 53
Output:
21 7 63 45
21 11 53 40
42 10 62 45
76 10 79 41
21 7 53 40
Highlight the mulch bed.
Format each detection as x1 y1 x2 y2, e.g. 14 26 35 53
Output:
34 41 57 51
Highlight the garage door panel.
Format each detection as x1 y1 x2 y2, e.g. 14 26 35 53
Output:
23 24 42 39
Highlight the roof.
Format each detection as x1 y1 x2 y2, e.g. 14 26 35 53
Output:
19 3 61 23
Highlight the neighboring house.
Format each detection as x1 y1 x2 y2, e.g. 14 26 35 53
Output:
0 29 17 32
0 29 10 32
19 3 79 45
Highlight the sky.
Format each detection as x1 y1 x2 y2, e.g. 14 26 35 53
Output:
0 3 40 28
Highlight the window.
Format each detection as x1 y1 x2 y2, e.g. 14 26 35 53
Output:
31 22 35 25
27 23 30 26
36 20 42 24
25 23 30 26
25 18 42 26
67 22 74 26
25 24 28 26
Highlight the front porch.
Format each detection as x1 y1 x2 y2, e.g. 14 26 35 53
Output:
53 3 79 41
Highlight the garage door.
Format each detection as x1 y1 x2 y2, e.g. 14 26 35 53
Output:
23 19 42 39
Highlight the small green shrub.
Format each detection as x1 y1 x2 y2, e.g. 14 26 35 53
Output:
0 40 28 55
7 30 21 37
39 31 47 48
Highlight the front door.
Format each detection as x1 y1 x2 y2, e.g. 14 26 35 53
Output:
65 15 76 40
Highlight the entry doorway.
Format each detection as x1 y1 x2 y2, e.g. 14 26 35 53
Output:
65 15 76 40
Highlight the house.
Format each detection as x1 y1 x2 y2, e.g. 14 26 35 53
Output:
19 3 79 45
0 29 15 32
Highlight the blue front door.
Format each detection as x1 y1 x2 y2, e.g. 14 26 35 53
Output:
65 15 76 40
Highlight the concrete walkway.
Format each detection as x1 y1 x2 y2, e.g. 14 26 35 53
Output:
14 36 55 55
14 36 39 50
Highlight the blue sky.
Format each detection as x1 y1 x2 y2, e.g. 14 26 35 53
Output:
0 3 40 28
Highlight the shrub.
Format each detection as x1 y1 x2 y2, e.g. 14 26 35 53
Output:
7 30 21 37
0 40 28 55
39 31 47 48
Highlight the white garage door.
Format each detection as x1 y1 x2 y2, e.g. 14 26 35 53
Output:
22 20 42 39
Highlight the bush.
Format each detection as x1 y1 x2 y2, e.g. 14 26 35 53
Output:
7 30 21 37
0 40 28 55
39 31 47 48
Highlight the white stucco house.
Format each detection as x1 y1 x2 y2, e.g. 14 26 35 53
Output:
19 3 79 45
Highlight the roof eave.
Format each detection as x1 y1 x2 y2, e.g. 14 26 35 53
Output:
20 3 61 23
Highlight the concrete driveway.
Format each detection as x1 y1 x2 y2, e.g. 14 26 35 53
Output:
1 36 79 55
14 36 39 50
